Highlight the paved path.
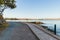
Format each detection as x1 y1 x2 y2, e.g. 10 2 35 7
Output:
0 22 38 40
26 23 58 40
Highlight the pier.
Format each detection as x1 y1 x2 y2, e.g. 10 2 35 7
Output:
26 23 60 40
0 22 59 40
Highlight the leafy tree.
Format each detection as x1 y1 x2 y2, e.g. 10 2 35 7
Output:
0 0 16 15
0 0 16 31
0 0 16 24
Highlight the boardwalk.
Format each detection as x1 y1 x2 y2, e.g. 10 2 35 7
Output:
0 22 38 40
26 23 58 40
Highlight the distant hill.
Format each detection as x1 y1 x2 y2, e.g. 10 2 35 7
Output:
4 18 41 20
4 18 60 20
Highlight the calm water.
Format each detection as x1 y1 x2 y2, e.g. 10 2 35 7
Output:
6 20 60 36
40 20 60 36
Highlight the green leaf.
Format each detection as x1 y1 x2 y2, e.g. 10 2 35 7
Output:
0 0 16 9
0 0 4 4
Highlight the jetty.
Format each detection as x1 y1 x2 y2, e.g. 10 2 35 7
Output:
26 23 60 40
0 22 59 40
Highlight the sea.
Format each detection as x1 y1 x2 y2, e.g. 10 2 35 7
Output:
39 20 60 36
6 20 60 36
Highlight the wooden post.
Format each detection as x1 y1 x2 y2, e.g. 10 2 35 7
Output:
54 24 56 35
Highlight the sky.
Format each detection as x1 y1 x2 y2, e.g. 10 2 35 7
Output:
3 0 60 18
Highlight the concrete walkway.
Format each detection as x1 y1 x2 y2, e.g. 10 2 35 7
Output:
0 22 38 40
26 23 58 40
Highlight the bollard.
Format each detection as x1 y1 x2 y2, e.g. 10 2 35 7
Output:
54 24 56 35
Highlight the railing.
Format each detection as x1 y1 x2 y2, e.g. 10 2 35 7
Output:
40 24 57 35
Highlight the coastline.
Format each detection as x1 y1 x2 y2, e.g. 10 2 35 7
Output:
30 22 55 34
26 22 60 40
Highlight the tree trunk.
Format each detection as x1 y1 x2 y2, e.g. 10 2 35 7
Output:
0 15 6 24
0 15 8 32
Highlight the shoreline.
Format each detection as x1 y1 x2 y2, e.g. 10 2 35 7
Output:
29 22 56 35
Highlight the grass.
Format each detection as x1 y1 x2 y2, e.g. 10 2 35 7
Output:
0 23 9 31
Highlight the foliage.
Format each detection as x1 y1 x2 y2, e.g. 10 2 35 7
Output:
0 0 16 31
0 0 16 29
0 0 16 9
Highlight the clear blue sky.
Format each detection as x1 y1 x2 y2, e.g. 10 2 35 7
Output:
3 0 60 18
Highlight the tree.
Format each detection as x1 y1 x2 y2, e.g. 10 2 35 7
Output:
0 0 16 15
0 0 16 27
